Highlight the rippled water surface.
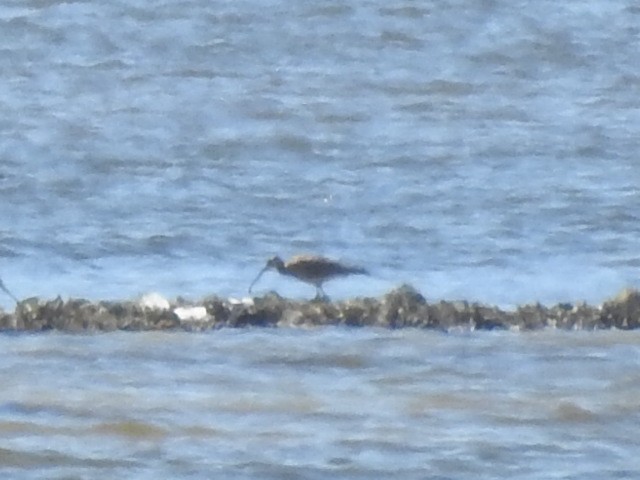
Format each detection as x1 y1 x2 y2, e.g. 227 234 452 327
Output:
1 329 639 479
1 1 640 477
0 0 639 308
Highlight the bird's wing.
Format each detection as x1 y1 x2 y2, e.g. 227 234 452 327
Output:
287 255 365 278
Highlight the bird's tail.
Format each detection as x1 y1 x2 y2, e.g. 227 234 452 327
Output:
344 265 368 276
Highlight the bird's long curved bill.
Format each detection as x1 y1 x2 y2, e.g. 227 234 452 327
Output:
248 267 269 294
0 278 19 304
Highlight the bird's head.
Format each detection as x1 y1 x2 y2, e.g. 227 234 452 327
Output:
265 256 285 271
248 256 285 294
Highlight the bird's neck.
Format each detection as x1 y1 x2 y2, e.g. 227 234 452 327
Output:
276 265 290 276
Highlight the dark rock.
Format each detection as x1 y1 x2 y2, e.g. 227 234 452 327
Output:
472 305 509 330
515 303 551 330
10 297 180 332
2 286 640 332
599 289 640 329
379 284 430 328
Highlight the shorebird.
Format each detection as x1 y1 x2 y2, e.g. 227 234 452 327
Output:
249 254 368 300
0 277 18 304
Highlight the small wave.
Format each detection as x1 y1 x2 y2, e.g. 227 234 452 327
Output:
91 420 168 439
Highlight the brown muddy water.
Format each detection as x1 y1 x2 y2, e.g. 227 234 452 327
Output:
0 328 638 479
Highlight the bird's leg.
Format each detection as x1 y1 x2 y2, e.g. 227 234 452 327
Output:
313 285 330 303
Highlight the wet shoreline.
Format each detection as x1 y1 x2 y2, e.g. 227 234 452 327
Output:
1 285 639 332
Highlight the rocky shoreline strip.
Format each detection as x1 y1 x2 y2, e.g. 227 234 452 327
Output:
1 285 640 332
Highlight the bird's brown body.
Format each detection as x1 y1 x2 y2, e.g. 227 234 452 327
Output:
249 254 367 300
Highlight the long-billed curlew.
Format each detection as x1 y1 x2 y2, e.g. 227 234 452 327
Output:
0 277 19 304
249 254 368 300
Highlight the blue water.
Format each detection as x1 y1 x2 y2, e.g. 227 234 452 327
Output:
1 329 639 479
1 2 640 477
1 0 639 308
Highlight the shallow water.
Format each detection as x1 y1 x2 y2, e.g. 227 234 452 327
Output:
0 329 638 479
1 0 639 309
1 2 639 477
